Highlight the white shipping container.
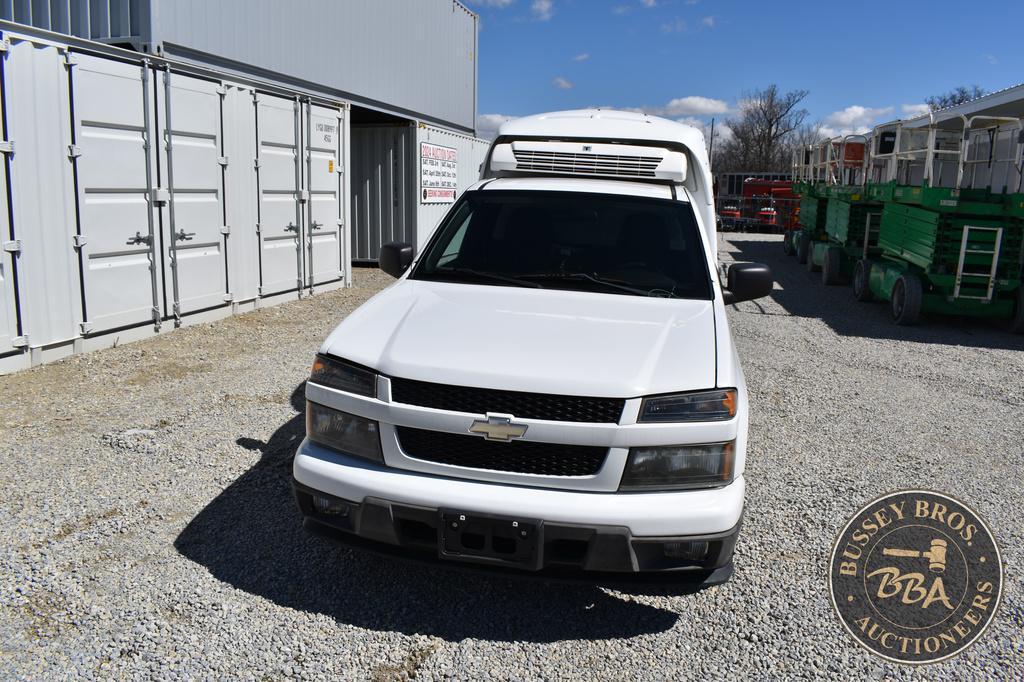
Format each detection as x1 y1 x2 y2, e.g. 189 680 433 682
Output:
0 28 351 374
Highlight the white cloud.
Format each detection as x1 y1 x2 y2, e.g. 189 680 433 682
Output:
553 76 574 90
572 52 590 62
531 0 553 20
464 0 514 6
820 105 893 137
640 0 657 7
477 114 516 140
661 17 686 33
901 103 930 117
701 15 715 28
663 96 729 116
984 53 998 65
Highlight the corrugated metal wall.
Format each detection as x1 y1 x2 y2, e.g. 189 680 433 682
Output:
0 28 351 374
350 125 416 262
2 0 480 132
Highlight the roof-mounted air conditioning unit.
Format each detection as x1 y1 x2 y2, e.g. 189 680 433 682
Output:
488 140 687 183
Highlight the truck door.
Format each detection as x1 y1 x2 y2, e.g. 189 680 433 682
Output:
255 94 303 296
303 102 345 287
157 70 229 318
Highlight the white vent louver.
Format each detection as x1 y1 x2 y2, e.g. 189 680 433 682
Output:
513 149 663 178
488 140 687 183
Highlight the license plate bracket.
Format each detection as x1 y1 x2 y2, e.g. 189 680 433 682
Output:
439 510 542 569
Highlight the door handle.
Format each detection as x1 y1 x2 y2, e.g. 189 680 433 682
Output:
284 222 299 233
127 231 152 246
175 230 196 241
311 221 323 230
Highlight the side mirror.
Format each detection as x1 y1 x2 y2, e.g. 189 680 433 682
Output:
723 262 773 304
380 242 414 278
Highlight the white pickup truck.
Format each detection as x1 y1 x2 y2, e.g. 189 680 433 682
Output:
292 110 772 583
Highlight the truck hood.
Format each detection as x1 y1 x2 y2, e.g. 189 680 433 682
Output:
322 280 717 398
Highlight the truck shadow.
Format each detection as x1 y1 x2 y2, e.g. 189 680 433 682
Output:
174 384 688 643
724 233 1024 351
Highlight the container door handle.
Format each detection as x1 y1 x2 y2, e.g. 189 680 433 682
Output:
175 230 196 241
127 231 153 246
310 221 323 231
284 222 298 233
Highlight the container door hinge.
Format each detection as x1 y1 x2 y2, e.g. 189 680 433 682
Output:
297 189 309 203
216 85 228 96
152 307 162 330
67 144 81 159
2 240 22 254
335 219 345 227
79 321 93 334
0 141 13 155
220 225 231 235
152 188 170 205
222 293 234 302
217 156 229 166
255 223 261 234
11 335 28 348
73 235 88 249
253 157 261 169
64 52 78 66
0 38 10 53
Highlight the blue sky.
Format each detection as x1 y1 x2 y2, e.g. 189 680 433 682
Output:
467 0 1024 140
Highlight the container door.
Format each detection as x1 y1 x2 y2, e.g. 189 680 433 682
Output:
0 57 17 353
72 55 161 332
158 71 228 316
303 103 344 286
255 94 302 296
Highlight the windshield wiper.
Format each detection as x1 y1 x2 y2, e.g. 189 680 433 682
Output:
521 272 669 297
430 267 543 288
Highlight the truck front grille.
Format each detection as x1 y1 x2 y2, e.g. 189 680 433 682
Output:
389 377 625 423
395 426 608 477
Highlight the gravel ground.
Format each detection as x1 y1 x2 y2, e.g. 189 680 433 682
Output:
1 235 1022 680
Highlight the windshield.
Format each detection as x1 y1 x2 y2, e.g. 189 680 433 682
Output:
412 190 712 300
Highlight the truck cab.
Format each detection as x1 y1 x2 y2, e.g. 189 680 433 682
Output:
292 109 772 582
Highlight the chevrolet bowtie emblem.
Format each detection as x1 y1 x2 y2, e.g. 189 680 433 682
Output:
468 414 528 442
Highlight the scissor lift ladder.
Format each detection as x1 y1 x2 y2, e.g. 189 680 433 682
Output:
954 225 1003 301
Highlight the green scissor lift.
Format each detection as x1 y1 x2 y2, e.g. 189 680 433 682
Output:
805 184 884 285
784 181 827 263
853 183 1024 330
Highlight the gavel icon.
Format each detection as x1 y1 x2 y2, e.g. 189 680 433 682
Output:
882 538 948 573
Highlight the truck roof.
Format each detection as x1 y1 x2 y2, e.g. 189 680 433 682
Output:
497 109 708 154
469 176 680 201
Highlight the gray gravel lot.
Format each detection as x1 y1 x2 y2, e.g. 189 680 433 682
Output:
1 233 1022 680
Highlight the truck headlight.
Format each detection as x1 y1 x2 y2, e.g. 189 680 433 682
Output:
306 401 383 462
619 441 734 490
309 355 377 397
638 389 736 423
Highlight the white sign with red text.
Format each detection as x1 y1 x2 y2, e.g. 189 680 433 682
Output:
420 142 458 204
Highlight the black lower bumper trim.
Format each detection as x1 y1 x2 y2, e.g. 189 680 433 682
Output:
293 479 740 582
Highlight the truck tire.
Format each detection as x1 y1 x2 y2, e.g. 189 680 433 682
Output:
796 232 809 264
806 243 821 273
853 260 874 302
822 247 843 285
891 274 923 326
783 232 795 256
1011 288 1024 335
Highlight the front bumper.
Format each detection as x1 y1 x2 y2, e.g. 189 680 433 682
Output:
293 439 744 576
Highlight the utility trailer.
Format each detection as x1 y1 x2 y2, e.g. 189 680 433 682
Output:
852 116 1024 330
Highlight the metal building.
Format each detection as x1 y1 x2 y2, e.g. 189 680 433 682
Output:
0 1 488 374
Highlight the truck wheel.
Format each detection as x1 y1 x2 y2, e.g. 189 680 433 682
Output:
806 244 821 273
783 233 795 256
853 260 874 302
796 232 809 264
822 247 843 285
1011 288 1024 335
891 274 923 325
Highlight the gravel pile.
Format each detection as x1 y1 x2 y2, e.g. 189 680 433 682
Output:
1 240 1021 680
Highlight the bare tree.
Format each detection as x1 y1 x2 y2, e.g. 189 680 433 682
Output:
925 85 986 111
713 85 810 172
